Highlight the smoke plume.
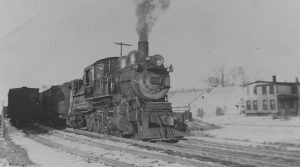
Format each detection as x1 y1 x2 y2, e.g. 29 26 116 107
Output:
135 0 171 41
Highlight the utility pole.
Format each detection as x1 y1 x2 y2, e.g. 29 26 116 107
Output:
114 42 132 57
1 97 4 137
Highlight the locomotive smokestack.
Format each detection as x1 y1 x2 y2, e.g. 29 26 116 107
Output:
138 41 149 57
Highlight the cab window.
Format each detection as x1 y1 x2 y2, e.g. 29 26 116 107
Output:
96 63 104 79
85 68 94 84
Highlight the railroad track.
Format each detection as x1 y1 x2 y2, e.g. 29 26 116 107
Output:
65 128 300 167
61 129 299 167
171 141 300 167
50 132 223 167
35 123 300 167
181 138 300 161
34 123 300 167
30 124 225 167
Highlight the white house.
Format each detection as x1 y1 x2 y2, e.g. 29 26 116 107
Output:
168 89 207 116
196 86 244 117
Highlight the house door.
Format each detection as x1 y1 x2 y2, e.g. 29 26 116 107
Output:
279 100 296 116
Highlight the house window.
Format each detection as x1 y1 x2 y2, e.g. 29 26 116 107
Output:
262 86 267 95
263 100 268 110
253 87 257 95
253 100 258 110
291 85 297 94
270 100 275 110
270 85 274 94
246 101 251 110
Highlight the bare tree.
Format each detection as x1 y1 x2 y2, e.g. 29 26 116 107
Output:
206 76 219 87
206 66 248 88
230 66 245 86
206 66 225 88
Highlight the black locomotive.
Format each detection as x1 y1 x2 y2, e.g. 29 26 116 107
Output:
7 41 189 141
67 41 187 141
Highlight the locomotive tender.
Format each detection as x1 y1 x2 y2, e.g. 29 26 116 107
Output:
7 41 189 141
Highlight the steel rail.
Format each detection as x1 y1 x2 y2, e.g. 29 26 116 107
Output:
51 132 225 167
63 128 298 167
35 124 299 167
181 139 300 161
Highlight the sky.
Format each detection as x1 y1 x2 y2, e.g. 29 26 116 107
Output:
1 0 300 104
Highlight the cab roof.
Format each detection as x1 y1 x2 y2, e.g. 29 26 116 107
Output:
84 57 119 71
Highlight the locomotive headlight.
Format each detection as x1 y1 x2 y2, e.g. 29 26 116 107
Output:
151 54 164 66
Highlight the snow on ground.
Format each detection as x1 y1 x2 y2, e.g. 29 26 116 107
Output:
0 159 9 167
8 125 110 167
201 115 300 127
8 122 188 167
193 115 300 146
205 125 300 144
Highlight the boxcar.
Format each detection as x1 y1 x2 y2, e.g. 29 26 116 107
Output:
7 87 39 125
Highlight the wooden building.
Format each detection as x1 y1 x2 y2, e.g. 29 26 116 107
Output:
244 76 300 116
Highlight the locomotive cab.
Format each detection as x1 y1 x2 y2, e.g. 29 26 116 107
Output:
67 57 120 128
83 57 119 99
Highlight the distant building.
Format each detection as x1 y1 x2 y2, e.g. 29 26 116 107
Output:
244 76 300 116
168 86 244 118
168 89 206 116
199 86 244 116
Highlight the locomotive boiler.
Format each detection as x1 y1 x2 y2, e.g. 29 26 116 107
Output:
64 41 188 141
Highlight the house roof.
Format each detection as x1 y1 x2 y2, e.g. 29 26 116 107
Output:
208 86 242 96
168 90 205 105
278 94 298 100
84 57 119 70
244 80 300 87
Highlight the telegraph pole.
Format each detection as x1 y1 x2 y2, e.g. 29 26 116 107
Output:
1 97 4 137
114 42 132 57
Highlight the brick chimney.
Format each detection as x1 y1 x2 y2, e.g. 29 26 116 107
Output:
272 75 276 83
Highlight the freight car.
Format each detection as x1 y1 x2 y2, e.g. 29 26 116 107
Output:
7 87 39 126
38 82 72 128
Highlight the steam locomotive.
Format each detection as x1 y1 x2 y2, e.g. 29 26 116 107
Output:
67 41 188 141
8 41 189 141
